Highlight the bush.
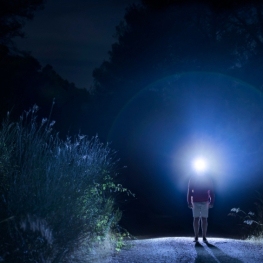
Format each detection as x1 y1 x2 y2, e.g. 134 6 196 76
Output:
0 105 129 262
229 192 263 239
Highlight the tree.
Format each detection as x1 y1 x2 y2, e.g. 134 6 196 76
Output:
0 1 100 139
93 1 263 93
0 0 44 45
0 52 96 138
91 1 263 137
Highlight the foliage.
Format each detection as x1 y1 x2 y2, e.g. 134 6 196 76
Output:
228 192 263 239
92 1 263 126
96 0 263 90
0 0 44 45
0 53 94 138
0 133 12 194
0 106 130 263
0 0 96 139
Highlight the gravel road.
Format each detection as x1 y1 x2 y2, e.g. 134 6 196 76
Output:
109 237 263 263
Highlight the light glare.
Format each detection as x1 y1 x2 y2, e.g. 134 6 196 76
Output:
193 157 207 173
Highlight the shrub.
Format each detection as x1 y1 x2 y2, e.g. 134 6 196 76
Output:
228 192 263 239
0 105 129 262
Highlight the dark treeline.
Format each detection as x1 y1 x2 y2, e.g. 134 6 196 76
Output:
93 0 263 137
0 0 99 137
0 50 96 136
2 0 263 141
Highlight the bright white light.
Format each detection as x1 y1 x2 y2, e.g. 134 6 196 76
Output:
192 157 207 173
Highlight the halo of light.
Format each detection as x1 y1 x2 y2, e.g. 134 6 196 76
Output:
107 71 263 191
192 157 207 173
108 71 260 145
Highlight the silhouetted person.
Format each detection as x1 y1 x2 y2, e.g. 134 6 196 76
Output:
187 172 214 242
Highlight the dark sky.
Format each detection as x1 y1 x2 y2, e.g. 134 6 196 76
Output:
15 0 139 90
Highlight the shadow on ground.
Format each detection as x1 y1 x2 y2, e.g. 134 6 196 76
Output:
195 242 242 263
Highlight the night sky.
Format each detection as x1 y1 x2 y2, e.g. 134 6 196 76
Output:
8 0 263 239
15 0 139 89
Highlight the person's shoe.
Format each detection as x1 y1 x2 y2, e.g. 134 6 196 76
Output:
194 237 199 242
203 237 208 243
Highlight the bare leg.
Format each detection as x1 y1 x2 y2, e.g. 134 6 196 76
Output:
201 217 208 238
193 217 200 238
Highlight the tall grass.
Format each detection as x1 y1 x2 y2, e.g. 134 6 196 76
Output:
0 105 126 262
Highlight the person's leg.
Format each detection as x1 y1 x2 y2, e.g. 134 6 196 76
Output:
201 217 208 238
193 217 200 239
192 202 201 241
200 202 209 241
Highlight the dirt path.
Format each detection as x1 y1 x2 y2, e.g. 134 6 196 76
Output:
109 237 263 263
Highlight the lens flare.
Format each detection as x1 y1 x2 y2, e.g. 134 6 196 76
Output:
192 157 207 173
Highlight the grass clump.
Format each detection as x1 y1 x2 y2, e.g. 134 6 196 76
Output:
0 105 131 262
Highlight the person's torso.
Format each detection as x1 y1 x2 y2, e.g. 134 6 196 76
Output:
190 176 212 202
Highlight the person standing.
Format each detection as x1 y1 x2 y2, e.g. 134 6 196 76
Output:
187 172 215 242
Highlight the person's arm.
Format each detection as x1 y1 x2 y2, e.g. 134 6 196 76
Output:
208 178 215 208
187 179 192 208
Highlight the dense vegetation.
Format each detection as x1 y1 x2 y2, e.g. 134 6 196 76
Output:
0 106 130 262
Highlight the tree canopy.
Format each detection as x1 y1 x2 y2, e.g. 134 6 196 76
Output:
0 0 95 138
91 1 263 133
0 0 44 45
93 1 263 93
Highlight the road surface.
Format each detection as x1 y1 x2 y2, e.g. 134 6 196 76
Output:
109 237 263 263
